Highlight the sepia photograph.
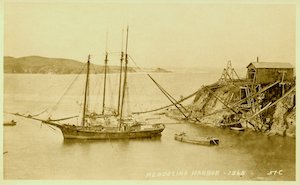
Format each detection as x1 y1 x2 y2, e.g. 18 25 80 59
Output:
2 0 297 183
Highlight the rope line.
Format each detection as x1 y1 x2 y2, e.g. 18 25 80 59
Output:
31 109 49 117
128 55 199 116
49 63 87 115
132 90 198 114
147 74 189 118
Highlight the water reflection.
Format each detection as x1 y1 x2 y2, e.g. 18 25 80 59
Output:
61 135 162 146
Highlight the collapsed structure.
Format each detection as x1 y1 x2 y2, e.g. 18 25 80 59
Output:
167 60 296 137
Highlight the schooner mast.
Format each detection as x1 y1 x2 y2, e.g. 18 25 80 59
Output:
117 29 124 116
102 33 108 115
82 55 91 126
119 26 129 130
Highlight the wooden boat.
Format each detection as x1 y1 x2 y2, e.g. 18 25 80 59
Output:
220 119 245 131
3 120 17 126
230 126 245 131
174 132 219 145
11 27 165 140
42 121 164 139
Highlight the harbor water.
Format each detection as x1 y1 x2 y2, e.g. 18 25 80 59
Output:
3 71 295 180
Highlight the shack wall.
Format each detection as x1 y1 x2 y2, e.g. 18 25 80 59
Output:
255 68 294 84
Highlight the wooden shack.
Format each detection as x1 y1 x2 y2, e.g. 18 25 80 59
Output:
247 62 294 84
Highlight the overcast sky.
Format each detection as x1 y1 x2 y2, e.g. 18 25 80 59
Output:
4 1 296 68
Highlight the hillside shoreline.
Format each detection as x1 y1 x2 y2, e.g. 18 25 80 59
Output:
4 56 170 74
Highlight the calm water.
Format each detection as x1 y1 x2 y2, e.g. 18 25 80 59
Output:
3 72 295 180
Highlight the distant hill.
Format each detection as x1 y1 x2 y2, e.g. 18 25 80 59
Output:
135 67 171 73
4 56 136 74
153 67 171 73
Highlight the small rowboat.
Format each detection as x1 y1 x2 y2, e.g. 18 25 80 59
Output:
3 120 17 126
230 127 245 131
174 132 219 145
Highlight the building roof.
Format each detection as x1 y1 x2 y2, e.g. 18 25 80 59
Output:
247 62 294 69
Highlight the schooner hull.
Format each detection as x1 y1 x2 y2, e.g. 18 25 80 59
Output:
57 124 165 140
